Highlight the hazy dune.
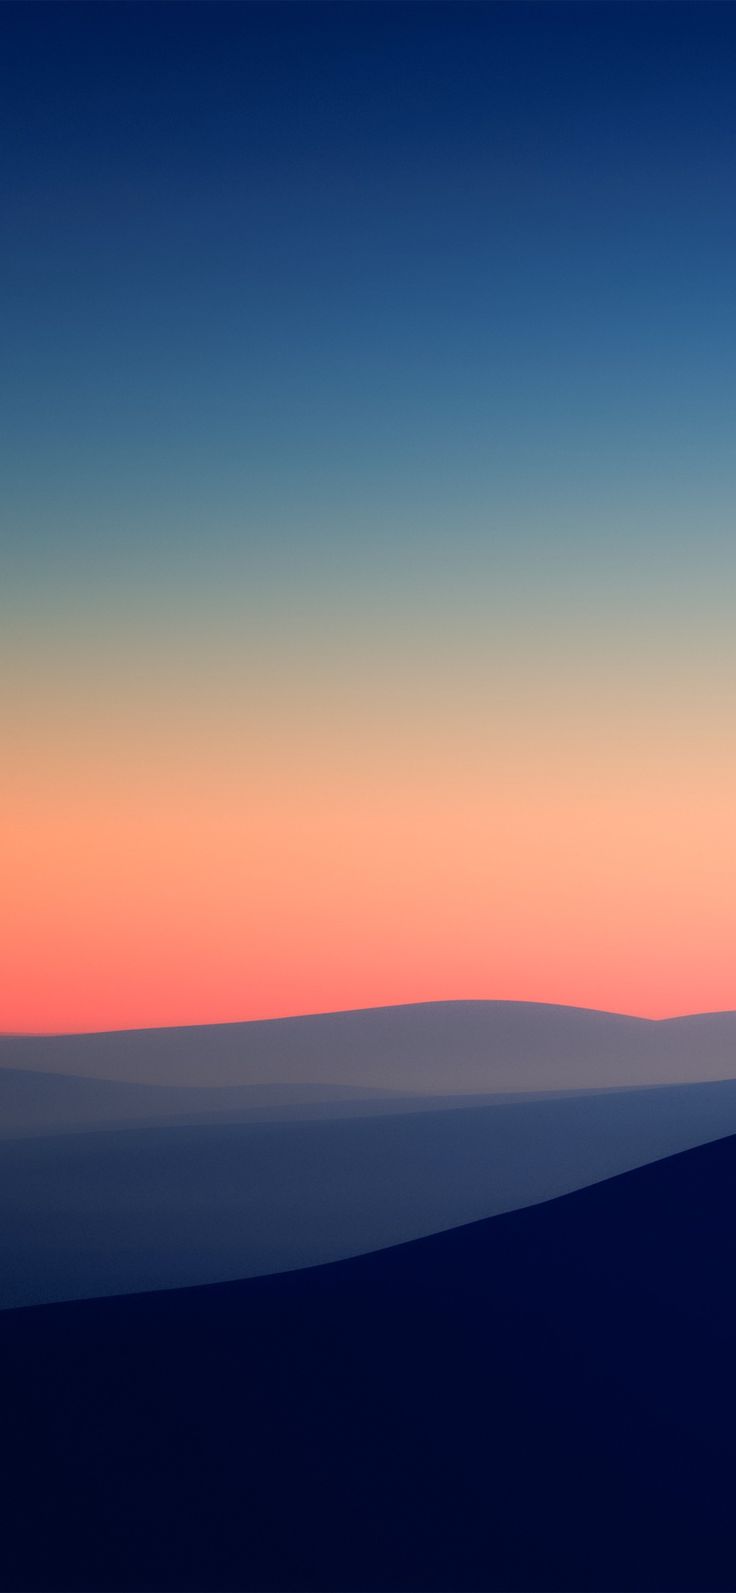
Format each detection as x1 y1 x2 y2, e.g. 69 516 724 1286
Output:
4 1078 736 1310
3 1133 736 1591
3 1000 736 1092
0 1069 437 1139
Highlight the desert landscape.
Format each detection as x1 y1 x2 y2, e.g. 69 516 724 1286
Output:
3 0 735 1587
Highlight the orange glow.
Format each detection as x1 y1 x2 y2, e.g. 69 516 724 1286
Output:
4 676 736 1031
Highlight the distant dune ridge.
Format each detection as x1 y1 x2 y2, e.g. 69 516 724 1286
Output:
0 1070 431 1140
3 999 736 1090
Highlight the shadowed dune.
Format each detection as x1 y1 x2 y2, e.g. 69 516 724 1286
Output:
2 1133 736 1591
4 1080 736 1309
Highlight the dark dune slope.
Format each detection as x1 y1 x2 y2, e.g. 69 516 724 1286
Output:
7 1082 736 1310
2 1137 736 1593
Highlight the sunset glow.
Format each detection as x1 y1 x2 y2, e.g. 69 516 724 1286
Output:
4 2 736 1032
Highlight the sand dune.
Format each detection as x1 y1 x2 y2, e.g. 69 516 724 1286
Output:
3 1133 736 1591
0 1069 434 1139
3 1000 736 1092
4 1078 736 1310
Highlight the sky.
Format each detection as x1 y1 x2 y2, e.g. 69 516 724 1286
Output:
2 1 736 1033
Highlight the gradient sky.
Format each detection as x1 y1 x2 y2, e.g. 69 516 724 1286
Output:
2 1 736 1032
